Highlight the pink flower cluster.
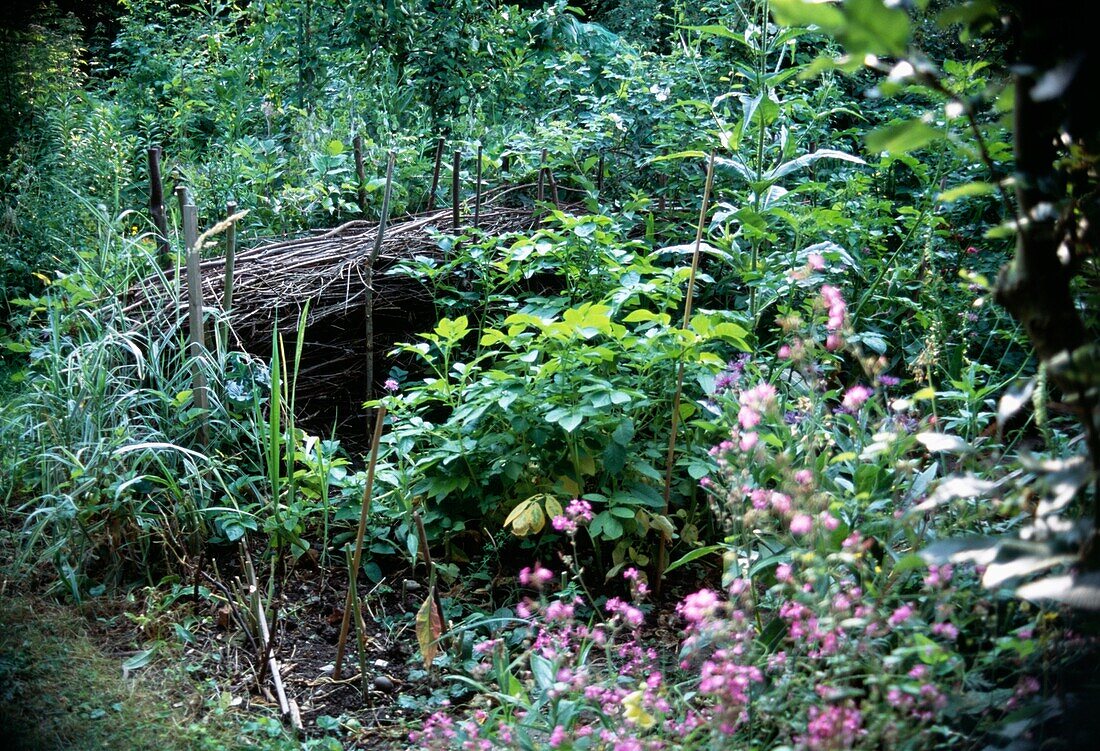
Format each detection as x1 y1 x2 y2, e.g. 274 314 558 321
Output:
820 284 847 351
841 384 872 412
738 382 777 430
519 563 554 589
804 703 865 750
552 498 594 534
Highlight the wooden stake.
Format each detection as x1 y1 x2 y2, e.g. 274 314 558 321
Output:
537 149 547 204
427 136 445 211
333 406 387 680
547 166 560 208
221 200 238 352
148 147 170 268
656 153 716 596
474 144 482 230
451 150 460 231
597 152 605 195
244 550 302 734
413 509 447 647
353 134 367 214
182 193 209 445
365 152 395 400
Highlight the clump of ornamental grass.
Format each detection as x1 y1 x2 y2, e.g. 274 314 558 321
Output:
410 274 1070 750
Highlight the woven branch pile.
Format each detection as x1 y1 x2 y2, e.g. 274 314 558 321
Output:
138 197 542 438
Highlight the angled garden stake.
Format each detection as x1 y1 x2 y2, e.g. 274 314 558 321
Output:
333 405 387 683
656 152 715 596
428 136 445 211
365 151 395 402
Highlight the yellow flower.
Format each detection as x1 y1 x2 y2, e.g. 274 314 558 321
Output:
622 688 656 729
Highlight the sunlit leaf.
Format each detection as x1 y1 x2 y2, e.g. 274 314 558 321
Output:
415 590 443 668
916 432 972 454
770 0 846 33
867 120 941 154
997 379 1035 430
503 497 546 537
765 149 865 181
1017 571 1100 611
920 536 1001 566
937 181 998 203
913 474 995 512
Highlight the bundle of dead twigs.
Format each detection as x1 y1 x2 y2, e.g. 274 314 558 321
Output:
129 194 543 437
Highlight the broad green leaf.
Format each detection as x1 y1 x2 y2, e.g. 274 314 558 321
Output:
867 120 941 154
122 644 159 672
651 150 707 162
937 181 998 203
770 0 846 33
530 653 555 691
839 0 910 56
665 544 724 574
681 24 749 44
766 149 865 181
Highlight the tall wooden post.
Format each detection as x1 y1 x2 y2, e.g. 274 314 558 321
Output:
353 134 367 214
148 147 170 268
474 144 482 230
427 137 445 211
221 200 238 352
182 189 209 445
451 151 460 231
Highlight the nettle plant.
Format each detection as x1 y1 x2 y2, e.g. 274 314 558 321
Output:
375 213 751 574
412 278 1059 751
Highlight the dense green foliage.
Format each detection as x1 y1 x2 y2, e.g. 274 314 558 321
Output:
2 1 1098 749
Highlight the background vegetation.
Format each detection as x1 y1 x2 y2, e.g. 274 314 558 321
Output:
1 1 1097 749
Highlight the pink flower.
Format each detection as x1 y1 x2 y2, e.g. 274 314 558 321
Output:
552 499 594 535
789 513 814 536
888 604 914 627
804 704 864 750
739 431 759 451
605 597 645 628
519 564 554 589
842 385 872 411
383 378 400 392
808 252 826 270
923 564 953 588
549 724 567 748
545 600 575 622
931 621 958 640
737 383 777 429
678 589 720 624
776 563 793 582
